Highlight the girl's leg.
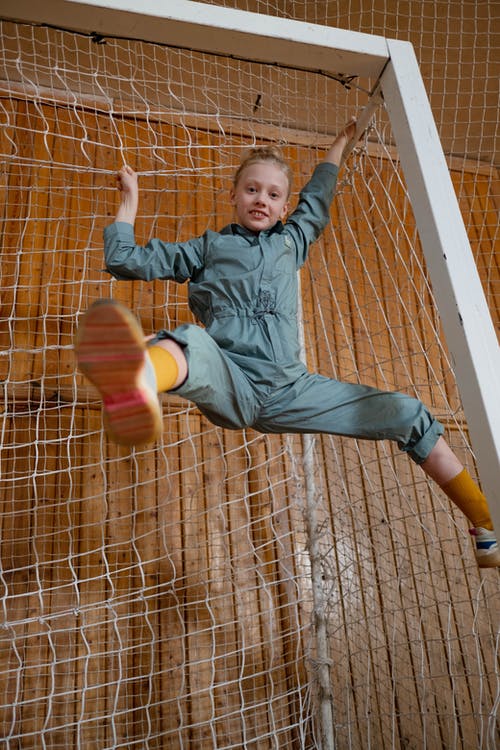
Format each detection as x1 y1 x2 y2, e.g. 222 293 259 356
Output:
75 299 185 446
421 436 492 529
406 438 498 566
256 374 499 567
418 435 463 485
147 338 188 390
76 299 261 444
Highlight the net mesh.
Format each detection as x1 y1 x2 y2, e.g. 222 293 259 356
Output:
0 4 499 749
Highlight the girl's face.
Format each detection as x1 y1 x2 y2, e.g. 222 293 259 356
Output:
230 161 290 233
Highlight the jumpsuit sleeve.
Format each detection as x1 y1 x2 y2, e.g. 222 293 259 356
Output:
285 161 339 268
103 221 205 282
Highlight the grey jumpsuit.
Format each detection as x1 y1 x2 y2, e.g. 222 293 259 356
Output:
104 162 443 463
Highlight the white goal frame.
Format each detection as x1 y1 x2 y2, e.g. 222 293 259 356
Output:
3 0 498 527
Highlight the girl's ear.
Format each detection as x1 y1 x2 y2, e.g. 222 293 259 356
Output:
280 201 290 220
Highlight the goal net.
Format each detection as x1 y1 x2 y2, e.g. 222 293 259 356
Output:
0 3 498 749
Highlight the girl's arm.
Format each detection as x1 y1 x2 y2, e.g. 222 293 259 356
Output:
104 165 205 282
285 119 358 265
324 119 358 166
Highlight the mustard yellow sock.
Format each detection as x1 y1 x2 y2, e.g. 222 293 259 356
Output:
440 468 493 530
147 344 179 392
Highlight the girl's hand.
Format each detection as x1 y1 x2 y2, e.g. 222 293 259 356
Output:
338 118 357 143
114 165 139 225
325 119 358 166
116 164 138 195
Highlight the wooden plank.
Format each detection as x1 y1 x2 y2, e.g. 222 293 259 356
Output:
0 416 35 742
15 103 55 386
4 419 50 747
199 425 240 749
0 101 38 387
101 441 139 745
156 412 185 750
71 415 111 748
268 433 312 748
222 428 267 745
246 434 297 746
455 171 499 325
180 410 214 747
0 97 18 382
36 423 79 746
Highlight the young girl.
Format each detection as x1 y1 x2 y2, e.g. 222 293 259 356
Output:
75 122 499 568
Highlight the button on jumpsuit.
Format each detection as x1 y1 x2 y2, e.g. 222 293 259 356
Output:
104 162 443 464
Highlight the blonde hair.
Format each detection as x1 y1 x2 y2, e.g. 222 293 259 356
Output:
233 146 293 198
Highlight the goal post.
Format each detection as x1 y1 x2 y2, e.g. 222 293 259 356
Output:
3 0 497 522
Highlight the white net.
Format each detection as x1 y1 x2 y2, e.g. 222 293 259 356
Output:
0 4 499 749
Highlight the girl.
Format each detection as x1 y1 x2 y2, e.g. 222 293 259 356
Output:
75 122 499 567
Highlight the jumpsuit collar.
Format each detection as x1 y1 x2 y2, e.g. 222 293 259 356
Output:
221 221 285 238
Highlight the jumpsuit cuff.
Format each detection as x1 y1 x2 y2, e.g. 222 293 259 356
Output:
404 418 445 464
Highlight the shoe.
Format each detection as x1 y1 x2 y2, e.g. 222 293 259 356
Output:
469 527 500 568
75 299 162 446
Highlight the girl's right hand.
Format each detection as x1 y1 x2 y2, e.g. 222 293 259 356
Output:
114 165 139 224
116 164 138 195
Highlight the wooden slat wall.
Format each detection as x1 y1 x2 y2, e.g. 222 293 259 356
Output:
1 96 499 749
300 151 500 749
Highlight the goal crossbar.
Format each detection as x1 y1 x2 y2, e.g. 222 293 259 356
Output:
1 0 389 81
2 0 498 528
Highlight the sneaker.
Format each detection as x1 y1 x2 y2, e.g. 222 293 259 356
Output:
74 299 162 446
469 527 500 569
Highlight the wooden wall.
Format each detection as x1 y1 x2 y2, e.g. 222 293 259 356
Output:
0 94 499 749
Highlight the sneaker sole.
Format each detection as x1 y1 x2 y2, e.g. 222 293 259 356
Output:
476 550 500 569
75 300 162 446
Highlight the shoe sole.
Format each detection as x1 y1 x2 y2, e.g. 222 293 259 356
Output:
477 551 500 569
74 300 162 446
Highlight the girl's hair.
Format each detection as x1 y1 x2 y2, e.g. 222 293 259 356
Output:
233 146 293 198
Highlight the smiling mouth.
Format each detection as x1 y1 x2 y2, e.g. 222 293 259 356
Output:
251 210 268 219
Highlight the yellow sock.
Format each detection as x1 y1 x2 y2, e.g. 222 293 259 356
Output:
147 344 179 392
440 468 493 530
